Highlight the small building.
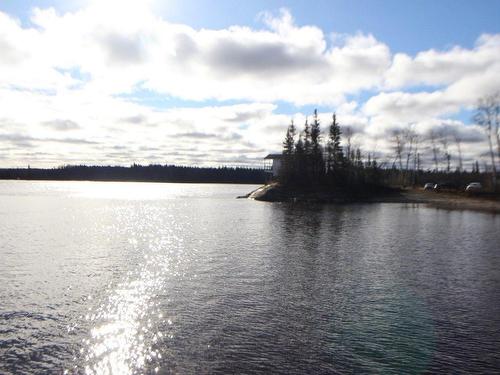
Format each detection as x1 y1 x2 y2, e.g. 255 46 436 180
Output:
264 153 282 177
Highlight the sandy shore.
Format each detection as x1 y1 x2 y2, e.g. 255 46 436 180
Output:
245 184 500 214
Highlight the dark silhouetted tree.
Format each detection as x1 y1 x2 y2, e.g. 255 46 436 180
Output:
303 118 311 155
326 113 344 176
281 120 296 183
293 133 306 185
283 120 296 156
355 148 363 168
310 109 324 179
296 134 304 155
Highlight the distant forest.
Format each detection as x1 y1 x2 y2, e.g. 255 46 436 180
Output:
0 164 268 184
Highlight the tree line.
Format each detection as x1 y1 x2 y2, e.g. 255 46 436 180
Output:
279 93 500 191
0 164 268 184
385 92 500 189
280 109 381 190
474 92 500 189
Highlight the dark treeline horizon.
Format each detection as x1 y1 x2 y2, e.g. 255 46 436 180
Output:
0 164 269 184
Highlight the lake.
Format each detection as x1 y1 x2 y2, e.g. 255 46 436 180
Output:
1 180 499 374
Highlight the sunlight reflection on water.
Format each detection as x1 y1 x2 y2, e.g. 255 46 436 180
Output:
2 181 500 374
73 208 189 374
72 182 176 201
83 275 161 374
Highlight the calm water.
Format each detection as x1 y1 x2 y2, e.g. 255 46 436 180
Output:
1 181 500 374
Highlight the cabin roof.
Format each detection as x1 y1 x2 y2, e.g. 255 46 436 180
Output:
264 153 283 160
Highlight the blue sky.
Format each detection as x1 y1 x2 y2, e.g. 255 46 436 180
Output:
0 0 499 168
3 0 500 53
168 0 500 53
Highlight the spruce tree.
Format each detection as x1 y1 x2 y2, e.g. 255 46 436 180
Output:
310 109 321 156
295 134 304 155
355 148 362 168
303 118 311 155
301 118 313 183
295 133 305 184
327 113 344 175
310 109 324 180
281 120 296 183
282 120 296 155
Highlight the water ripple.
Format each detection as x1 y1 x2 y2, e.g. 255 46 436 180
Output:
1 182 500 374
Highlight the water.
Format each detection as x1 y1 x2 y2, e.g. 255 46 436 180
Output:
1 180 499 374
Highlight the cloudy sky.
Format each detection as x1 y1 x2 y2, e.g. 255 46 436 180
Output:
1 0 499 169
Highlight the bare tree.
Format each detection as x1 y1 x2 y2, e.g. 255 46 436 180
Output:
439 129 451 173
412 135 420 185
403 126 417 172
429 130 440 172
400 125 417 185
392 130 405 171
484 92 500 160
474 94 498 189
494 93 500 159
454 133 463 172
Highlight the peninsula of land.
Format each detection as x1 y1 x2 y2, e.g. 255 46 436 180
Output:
245 109 500 214
244 183 500 214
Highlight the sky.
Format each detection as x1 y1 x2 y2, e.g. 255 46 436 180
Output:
1 0 499 169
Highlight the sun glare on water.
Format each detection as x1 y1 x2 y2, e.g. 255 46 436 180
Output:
69 198 188 374
68 181 184 200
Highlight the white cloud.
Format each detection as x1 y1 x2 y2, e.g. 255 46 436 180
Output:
0 6 392 103
385 34 500 89
0 4 499 168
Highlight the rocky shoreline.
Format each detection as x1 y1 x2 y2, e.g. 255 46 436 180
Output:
242 183 500 214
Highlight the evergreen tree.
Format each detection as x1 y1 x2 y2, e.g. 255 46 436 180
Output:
310 109 324 179
282 120 296 155
294 133 305 185
300 118 313 183
303 118 312 155
280 120 296 183
355 148 363 168
326 113 344 174
296 133 304 155
310 109 321 156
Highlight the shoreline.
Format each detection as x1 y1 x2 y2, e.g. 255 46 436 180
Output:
0 178 262 185
401 189 500 214
246 184 500 214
